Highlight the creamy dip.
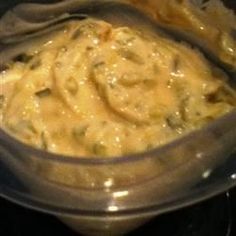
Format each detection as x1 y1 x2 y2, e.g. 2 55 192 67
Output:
1 18 236 157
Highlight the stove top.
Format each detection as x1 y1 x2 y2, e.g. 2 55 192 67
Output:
0 188 235 236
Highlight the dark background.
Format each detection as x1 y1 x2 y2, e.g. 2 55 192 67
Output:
0 188 235 235
0 0 235 235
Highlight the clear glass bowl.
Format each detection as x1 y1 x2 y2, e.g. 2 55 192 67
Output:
0 1 236 235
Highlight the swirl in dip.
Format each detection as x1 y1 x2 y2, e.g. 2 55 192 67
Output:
1 19 236 157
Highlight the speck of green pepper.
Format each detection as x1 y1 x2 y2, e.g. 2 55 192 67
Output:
93 61 105 68
205 85 236 106
35 88 51 98
30 58 42 70
71 28 82 40
179 97 189 121
92 143 107 156
117 49 144 65
0 95 5 109
172 55 181 74
73 125 88 139
13 53 33 63
8 120 37 135
65 77 78 96
166 114 183 130
41 132 48 150
115 36 136 46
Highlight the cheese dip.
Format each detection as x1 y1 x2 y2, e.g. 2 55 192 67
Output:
1 19 236 157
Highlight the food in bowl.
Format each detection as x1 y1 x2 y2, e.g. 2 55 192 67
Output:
1 18 236 158
128 0 236 69
0 1 235 235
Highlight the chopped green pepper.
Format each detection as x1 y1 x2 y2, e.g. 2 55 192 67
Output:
73 125 88 139
0 95 5 109
92 143 107 156
117 49 144 65
65 77 78 96
13 53 33 63
35 88 51 98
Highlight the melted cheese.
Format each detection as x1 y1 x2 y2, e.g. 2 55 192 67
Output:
1 19 236 157
128 0 236 68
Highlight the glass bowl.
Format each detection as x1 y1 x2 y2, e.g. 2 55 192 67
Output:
0 0 236 235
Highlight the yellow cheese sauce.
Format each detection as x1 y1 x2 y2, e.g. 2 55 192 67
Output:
1 18 236 157
128 0 236 68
